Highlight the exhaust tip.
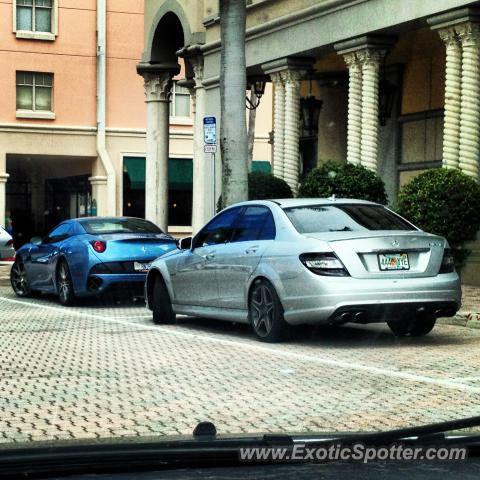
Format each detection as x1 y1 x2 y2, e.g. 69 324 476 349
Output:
87 276 103 291
335 312 353 324
354 311 367 323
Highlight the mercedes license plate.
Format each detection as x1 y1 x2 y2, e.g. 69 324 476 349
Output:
378 253 410 271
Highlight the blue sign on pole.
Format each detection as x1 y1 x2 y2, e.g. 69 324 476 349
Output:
203 116 217 144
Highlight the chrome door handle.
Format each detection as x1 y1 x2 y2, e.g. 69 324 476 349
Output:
245 246 259 254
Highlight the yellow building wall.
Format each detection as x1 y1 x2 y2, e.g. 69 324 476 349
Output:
389 28 445 114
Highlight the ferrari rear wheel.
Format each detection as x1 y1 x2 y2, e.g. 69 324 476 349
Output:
11 260 32 297
57 261 75 306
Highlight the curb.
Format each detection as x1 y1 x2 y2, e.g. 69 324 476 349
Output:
438 314 480 330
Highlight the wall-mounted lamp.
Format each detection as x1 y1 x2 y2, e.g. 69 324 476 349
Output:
246 78 267 110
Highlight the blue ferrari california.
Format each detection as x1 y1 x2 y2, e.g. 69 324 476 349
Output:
10 217 177 305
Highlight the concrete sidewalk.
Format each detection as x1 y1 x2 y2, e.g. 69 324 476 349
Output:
0 262 478 326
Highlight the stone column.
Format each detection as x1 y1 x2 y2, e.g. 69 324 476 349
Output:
270 72 285 178
343 52 362 165
188 55 208 233
140 72 174 231
438 27 462 169
283 69 304 193
457 22 480 179
263 57 313 187
89 176 108 216
358 49 384 172
0 173 9 229
336 37 393 172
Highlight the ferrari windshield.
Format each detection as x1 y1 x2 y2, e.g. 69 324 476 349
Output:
80 218 163 235
283 205 416 234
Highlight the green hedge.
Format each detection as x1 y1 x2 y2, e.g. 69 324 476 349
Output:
397 168 480 267
298 161 388 204
248 171 293 200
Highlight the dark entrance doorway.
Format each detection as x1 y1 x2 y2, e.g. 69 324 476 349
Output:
44 175 92 232
123 156 193 226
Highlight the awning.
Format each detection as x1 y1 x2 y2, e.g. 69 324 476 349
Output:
123 157 193 191
251 160 271 173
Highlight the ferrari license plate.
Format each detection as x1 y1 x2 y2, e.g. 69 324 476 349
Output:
134 262 151 272
378 253 410 271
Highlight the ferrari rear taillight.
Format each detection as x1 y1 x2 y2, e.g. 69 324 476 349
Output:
90 240 107 253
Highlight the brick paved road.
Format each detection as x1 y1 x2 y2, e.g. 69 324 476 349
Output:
1 284 480 444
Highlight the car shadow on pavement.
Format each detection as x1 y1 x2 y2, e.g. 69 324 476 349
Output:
7 287 474 348
174 316 477 348
77 294 145 308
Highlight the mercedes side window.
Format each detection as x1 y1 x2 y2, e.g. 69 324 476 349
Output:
258 209 276 240
193 207 243 248
231 206 276 243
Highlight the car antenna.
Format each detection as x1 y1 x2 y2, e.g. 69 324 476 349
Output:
329 194 336 201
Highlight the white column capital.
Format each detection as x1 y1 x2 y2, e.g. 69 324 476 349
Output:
189 55 204 89
269 71 284 85
342 51 360 69
438 26 460 46
356 48 386 67
281 68 306 84
0 173 9 183
142 73 174 103
455 21 480 46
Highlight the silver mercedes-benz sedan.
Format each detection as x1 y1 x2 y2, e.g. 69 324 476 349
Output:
145 199 461 342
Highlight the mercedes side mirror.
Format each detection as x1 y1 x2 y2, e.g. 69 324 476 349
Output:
178 236 193 250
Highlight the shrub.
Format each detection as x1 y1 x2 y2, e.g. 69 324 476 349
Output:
298 161 388 204
248 171 293 200
217 171 293 211
397 168 480 267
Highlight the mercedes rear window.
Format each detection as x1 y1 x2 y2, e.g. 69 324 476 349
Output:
81 218 162 235
283 204 416 234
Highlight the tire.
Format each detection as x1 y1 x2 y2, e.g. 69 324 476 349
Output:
410 316 437 337
249 279 290 343
56 260 76 306
387 315 436 337
10 260 32 298
152 276 176 325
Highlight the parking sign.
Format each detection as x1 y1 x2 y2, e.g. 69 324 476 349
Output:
203 116 217 144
